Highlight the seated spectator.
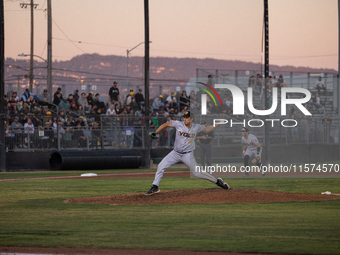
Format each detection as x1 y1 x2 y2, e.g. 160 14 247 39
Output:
77 105 85 116
38 89 51 105
58 97 70 111
129 98 140 114
53 87 63 102
166 92 177 109
316 76 326 95
106 104 115 115
77 92 89 112
126 91 134 106
179 91 190 111
114 103 121 115
67 94 74 104
152 95 164 110
53 121 65 147
62 123 73 148
73 89 80 103
95 97 106 113
21 88 31 102
53 92 62 106
11 92 20 102
135 89 145 108
86 93 94 111
311 93 325 113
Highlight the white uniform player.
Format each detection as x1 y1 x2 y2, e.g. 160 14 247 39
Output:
145 111 230 195
241 127 263 177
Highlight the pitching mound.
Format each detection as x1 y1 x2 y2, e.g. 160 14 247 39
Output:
64 188 339 205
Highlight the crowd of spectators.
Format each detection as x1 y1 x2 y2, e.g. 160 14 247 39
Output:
3 74 337 150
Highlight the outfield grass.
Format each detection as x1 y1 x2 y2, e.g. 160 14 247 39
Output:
0 171 339 254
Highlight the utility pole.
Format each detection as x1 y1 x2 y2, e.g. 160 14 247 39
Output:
47 0 52 100
0 0 5 171
144 0 150 168
20 1 38 93
264 0 270 165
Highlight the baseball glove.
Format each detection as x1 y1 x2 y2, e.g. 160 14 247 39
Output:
252 155 260 164
149 132 158 139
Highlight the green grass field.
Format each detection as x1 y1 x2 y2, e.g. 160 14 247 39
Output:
0 170 340 254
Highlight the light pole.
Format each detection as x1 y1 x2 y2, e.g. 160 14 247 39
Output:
20 1 38 93
18 53 47 95
126 41 152 94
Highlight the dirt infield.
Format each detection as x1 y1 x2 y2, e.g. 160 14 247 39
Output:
64 187 339 205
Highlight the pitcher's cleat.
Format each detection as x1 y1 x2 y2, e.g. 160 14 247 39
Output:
145 185 160 195
216 178 230 189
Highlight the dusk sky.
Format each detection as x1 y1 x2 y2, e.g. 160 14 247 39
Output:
4 0 338 70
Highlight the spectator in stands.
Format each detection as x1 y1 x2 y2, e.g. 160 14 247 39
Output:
11 92 20 102
207 74 214 87
73 122 84 147
86 93 94 112
73 89 80 103
21 88 31 102
24 118 34 148
95 97 106 113
33 122 46 149
316 76 326 95
67 94 74 105
248 75 256 88
91 123 101 148
62 122 73 148
58 97 70 111
114 103 121 115
44 121 54 148
10 103 19 115
166 92 177 109
39 89 51 105
276 74 288 88
311 93 325 113
11 116 23 148
135 89 145 108
77 105 84 116
53 121 65 147
80 123 91 147
53 87 63 102
69 101 78 114
322 115 332 125
109 81 119 101
152 95 164 110
77 92 89 112
106 104 115 115
126 91 134 106
290 112 299 142
129 97 140 114
255 74 263 94
178 106 189 116
53 92 62 106
179 91 190 111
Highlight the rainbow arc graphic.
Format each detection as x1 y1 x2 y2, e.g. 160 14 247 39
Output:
196 82 222 106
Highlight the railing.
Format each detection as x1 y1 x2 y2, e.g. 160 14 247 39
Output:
4 114 339 153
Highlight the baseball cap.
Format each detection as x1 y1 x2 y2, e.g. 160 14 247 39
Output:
159 95 163 98
14 116 19 119
130 92 134 95
184 111 193 119
138 89 142 91
171 92 175 95
241 127 249 132
44 89 47 92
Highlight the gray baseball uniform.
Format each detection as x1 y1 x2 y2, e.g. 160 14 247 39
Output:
152 120 218 186
242 133 262 161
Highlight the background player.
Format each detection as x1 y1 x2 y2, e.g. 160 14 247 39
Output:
241 127 264 177
146 111 229 195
